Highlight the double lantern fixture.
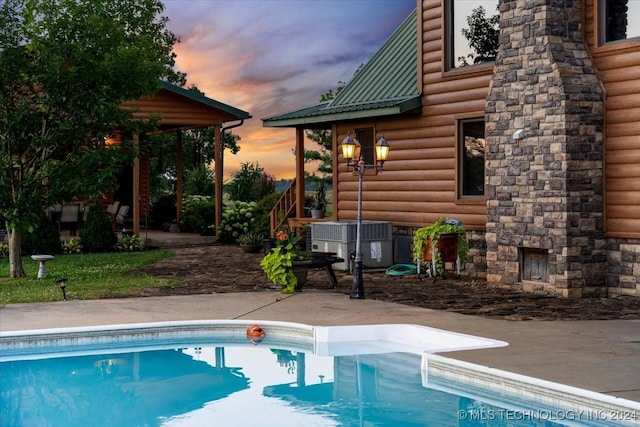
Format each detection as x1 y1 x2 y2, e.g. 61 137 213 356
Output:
340 132 390 299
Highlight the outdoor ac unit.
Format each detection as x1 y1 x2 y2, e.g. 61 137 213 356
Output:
311 221 393 271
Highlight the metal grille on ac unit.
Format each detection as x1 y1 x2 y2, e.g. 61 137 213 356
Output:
311 221 393 271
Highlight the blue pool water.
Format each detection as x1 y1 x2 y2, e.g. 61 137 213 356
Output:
1 321 638 427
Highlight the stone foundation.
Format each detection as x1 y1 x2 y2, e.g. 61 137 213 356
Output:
607 238 640 296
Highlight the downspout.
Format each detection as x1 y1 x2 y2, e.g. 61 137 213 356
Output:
214 119 245 237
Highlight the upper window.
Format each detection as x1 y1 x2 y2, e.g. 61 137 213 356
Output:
600 0 640 44
447 0 500 69
355 127 375 166
458 119 486 198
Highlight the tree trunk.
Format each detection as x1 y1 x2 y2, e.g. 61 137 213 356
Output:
9 228 25 278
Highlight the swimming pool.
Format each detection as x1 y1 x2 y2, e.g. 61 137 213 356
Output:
1 321 639 426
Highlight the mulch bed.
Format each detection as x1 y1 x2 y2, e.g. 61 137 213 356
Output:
123 245 640 321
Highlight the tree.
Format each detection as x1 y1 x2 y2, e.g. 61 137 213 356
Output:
0 0 182 277
458 6 500 66
226 162 276 203
304 81 346 186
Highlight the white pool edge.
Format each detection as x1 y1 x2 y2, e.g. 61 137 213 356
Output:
1 320 638 425
423 353 640 426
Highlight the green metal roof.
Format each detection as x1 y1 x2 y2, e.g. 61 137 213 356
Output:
160 80 251 120
263 9 419 128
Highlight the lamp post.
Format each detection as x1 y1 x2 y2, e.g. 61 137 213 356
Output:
341 132 390 299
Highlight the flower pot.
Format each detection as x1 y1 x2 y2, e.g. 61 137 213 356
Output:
422 233 458 263
263 238 277 254
310 209 324 219
240 244 262 253
292 267 307 291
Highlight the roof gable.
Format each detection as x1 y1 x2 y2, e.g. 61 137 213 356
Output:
263 9 419 128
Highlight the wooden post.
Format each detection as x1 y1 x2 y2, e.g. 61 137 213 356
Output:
214 125 223 237
295 128 305 220
176 130 183 226
132 132 140 236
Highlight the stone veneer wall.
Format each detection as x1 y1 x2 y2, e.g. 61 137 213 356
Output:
607 238 640 296
484 0 606 297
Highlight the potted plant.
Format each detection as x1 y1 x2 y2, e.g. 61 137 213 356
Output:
309 180 327 219
260 229 310 293
412 218 468 276
238 232 264 253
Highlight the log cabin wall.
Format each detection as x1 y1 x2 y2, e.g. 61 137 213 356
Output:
584 0 640 296
334 0 493 278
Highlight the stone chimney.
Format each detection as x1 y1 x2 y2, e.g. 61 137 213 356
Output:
485 0 606 297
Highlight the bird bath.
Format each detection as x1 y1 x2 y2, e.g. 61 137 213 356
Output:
31 255 54 278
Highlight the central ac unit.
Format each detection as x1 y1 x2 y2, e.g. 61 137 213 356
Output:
311 221 393 271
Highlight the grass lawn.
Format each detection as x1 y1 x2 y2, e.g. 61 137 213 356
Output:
0 250 175 305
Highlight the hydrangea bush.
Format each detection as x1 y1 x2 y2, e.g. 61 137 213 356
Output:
219 201 260 243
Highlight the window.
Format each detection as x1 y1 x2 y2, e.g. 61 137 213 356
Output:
601 0 640 44
458 119 485 198
446 0 499 69
355 127 374 166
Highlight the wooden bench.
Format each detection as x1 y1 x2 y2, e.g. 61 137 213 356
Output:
294 252 344 288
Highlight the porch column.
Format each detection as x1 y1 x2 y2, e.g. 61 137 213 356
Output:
295 128 305 219
132 132 140 235
176 130 183 226
214 125 223 237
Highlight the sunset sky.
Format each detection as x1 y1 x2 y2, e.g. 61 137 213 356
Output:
163 0 416 180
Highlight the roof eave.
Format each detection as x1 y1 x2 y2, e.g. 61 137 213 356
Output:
262 95 421 128
159 80 252 120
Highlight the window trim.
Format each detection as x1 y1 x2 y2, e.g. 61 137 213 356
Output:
443 0 499 72
597 0 640 47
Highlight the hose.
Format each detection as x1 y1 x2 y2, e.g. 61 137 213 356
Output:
385 264 418 276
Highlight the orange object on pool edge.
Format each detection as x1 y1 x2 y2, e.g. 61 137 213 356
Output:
246 324 265 338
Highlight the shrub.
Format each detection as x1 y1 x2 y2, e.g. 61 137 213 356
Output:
179 195 215 233
116 234 145 252
219 200 260 243
0 241 8 258
80 201 117 252
183 165 214 196
21 214 62 255
226 162 276 202
62 237 83 254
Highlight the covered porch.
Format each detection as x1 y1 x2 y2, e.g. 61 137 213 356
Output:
120 81 251 237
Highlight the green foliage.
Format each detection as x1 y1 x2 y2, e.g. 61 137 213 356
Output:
304 82 344 182
183 165 214 196
237 232 264 246
116 234 145 252
260 231 309 294
0 250 173 304
0 0 182 276
412 218 468 274
62 238 83 255
459 6 500 65
261 230 309 293
179 195 215 233
21 214 62 255
226 162 276 203
309 180 327 210
219 200 260 243
147 123 241 201
80 201 117 253
0 241 8 258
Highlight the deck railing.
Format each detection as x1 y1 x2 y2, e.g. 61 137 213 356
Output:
269 181 297 235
